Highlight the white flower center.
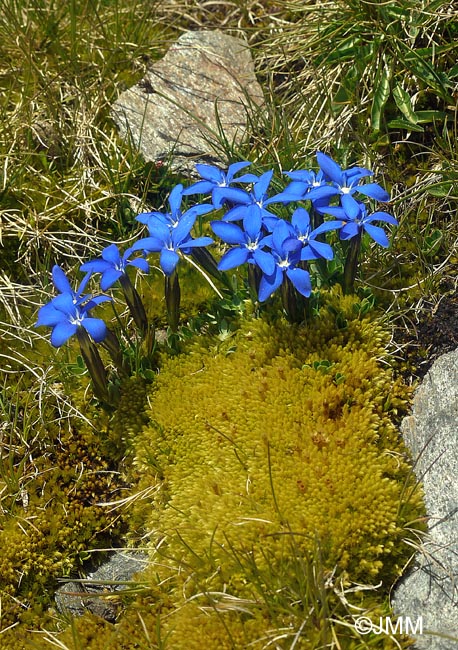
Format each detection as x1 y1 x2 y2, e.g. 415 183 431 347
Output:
70 313 85 326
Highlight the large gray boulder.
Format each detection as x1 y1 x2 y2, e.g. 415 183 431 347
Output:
393 348 458 649
111 30 264 175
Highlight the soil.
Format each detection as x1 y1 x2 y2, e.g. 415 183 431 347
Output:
396 273 458 382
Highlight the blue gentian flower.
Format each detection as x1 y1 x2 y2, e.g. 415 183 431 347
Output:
210 210 275 274
49 264 91 306
132 211 213 276
36 266 109 347
322 202 398 247
269 168 329 204
214 170 282 230
80 244 149 291
314 151 390 217
257 220 312 301
286 208 341 261
182 161 258 203
136 184 214 233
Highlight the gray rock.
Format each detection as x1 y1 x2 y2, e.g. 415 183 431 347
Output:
55 551 147 622
393 349 458 649
111 30 264 175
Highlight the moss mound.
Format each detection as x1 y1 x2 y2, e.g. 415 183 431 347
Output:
112 289 423 647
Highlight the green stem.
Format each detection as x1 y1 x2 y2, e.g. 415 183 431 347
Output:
101 328 130 375
281 276 306 324
119 274 149 335
76 328 110 403
343 233 361 295
247 264 261 303
165 270 180 332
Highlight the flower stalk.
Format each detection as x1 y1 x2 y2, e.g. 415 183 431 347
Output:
343 232 361 295
165 270 181 332
76 327 110 403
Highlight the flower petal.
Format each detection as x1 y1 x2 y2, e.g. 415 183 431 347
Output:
253 170 273 200
365 211 398 226
160 248 180 276
168 184 184 216
341 194 362 219
101 244 121 265
218 247 249 271
82 317 107 342
227 161 252 180
52 265 72 294
178 236 213 249
291 207 311 234
213 187 251 209
253 248 275 275
307 240 334 260
340 222 360 240
182 180 215 195
258 267 284 302
364 223 390 247
80 259 112 273
131 236 166 253
316 151 343 184
286 267 312 297
51 321 77 347
211 220 245 245
100 269 123 291
195 163 224 183
36 302 64 327
356 183 390 202
128 257 149 273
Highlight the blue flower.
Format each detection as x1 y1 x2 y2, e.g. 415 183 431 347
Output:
322 202 398 247
182 161 258 203
314 151 390 217
36 266 109 347
132 211 213 276
268 168 329 204
210 210 275 275
286 208 341 261
80 244 149 290
136 184 214 233
257 220 312 302
213 170 282 229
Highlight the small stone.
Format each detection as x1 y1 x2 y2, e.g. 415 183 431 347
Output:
393 348 458 649
55 551 148 622
111 30 264 175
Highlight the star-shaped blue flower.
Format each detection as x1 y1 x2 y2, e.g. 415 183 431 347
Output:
80 244 149 291
182 161 258 204
132 211 213 276
257 220 312 302
285 208 341 261
314 151 390 217
35 266 110 347
210 210 275 274
322 202 398 247
136 184 214 233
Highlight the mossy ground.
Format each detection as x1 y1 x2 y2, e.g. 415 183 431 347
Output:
0 291 425 649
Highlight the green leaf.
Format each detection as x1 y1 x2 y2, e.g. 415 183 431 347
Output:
426 183 453 198
371 64 391 131
423 229 443 256
387 118 424 133
392 84 418 123
414 110 447 123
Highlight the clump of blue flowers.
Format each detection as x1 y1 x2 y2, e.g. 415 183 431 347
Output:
36 151 397 404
